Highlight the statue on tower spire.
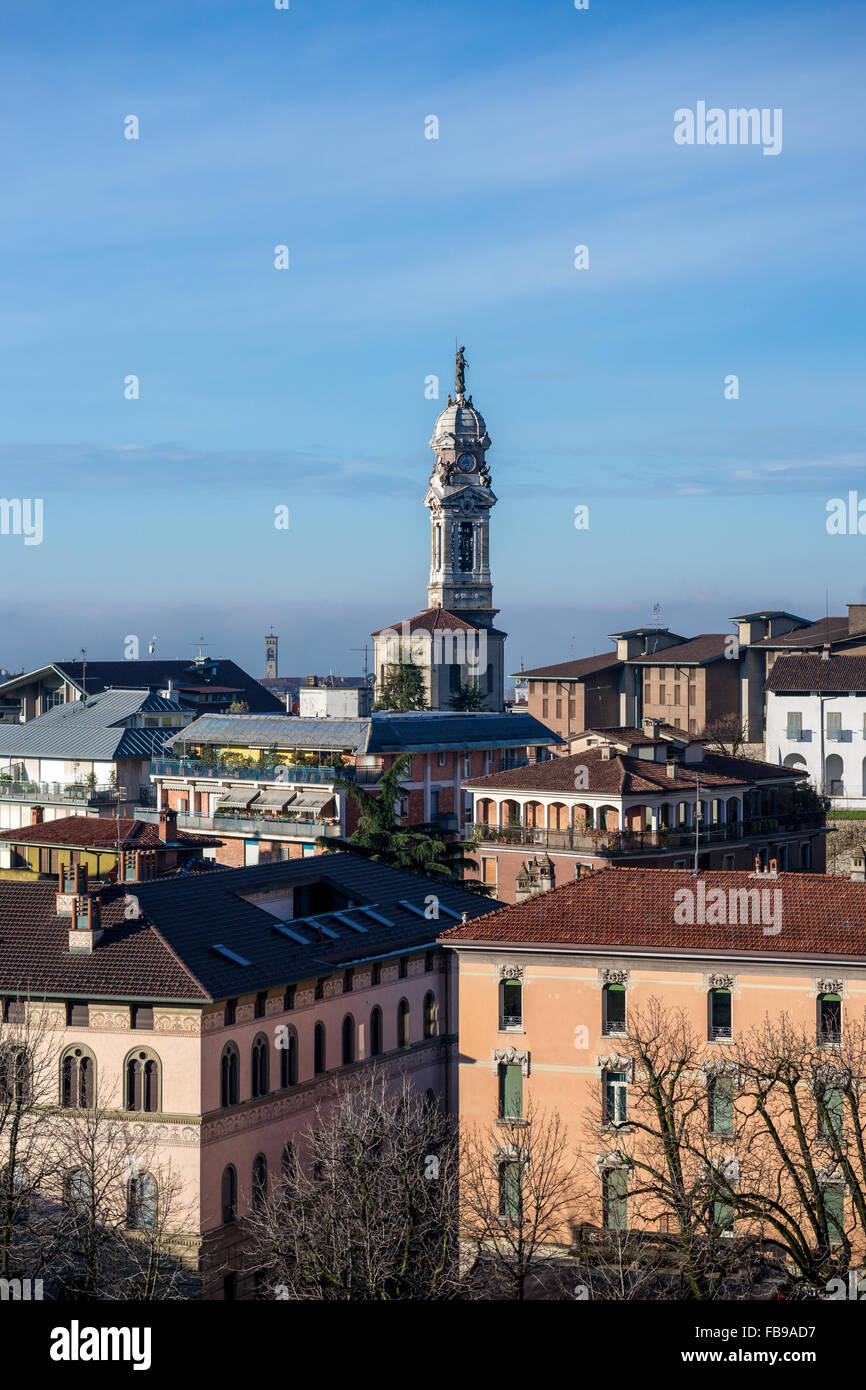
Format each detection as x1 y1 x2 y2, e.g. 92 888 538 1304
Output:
455 344 467 398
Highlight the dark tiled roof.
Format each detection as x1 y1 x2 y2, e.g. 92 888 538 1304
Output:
0 856 500 1002
464 748 803 795
628 634 730 666
765 654 866 693
370 608 507 638
515 652 622 682
730 611 810 622
170 711 561 755
580 724 695 745
0 660 285 715
0 815 217 850
748 617 848 650
440 867 866 959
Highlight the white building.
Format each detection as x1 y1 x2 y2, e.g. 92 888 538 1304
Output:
765 653 866 807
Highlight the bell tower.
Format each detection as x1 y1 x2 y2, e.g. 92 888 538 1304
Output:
425 346 498 629
264 630 278 680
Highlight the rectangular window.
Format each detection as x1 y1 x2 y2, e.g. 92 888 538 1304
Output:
800 841 812 869
819 993 842 1045
255 990 267 1018
604 1070 628 1126
283 986 295 1011
713 1196 734 1236
786 711 802 740
498 1063 523 1120
658 684 666 704
542 700 549 719
709 988 732 1040
67 1003 90 1027
603 1168 628 1231
555 699 562 719
822 1185 845 1244
431 789 440 817
602 984 627 1036
673 685 681 705
827 711 842 742
709 1075 734 1133
818 1085 844 1142
463 754 472 777
723 853 735 870
225 998 237 1025
482 856 498 886
438 751 447 768
499 1161 521 1218
131 1005 154 1030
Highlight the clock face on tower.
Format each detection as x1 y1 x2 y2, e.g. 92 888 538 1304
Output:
457 453 475 472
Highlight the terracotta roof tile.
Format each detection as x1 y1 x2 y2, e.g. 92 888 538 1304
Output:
765 654 866 692
464 748 802 795
440 867 866 959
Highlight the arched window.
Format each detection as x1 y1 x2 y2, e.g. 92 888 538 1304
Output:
602 983 627 1036
124 1049 160 1113
220 1043 239 1107
221 1165 237 1225
0 1045 31 1106
66 1168 91 1219
314 1022 326 1075
819 992 842 1046
252 1153 268 1209
60 1046 96 1108
499 978 522 1030
280 1028 298 1088
423 991 437 1039
370 1006 383 1057
397 998 410 1049
126 1172 157 1231
251 1034 269 1099
341 1014 355 1066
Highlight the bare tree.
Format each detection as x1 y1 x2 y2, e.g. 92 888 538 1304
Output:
244 1069 467 1300
460 1098 580 1299
703 716 752 759
731 1010 866 1290
0 997 69 1284
44 1090 195 1300
581 999 769 1300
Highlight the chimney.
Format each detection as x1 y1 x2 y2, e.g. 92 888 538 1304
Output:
821 642 832 662
69 894 103 953
848 604 866 636
666 761 677 778
601 746 612 761
30 805 44 826
158 806 178 843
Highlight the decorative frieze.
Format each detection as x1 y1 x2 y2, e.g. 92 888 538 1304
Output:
236 1003 255 1024
154 1011 201 1034
88 1007 130 1031
812 978 847 999
705 972 738 993
497 963 526 984
492 1046 530 1076
596 1052 633 1080
599 968 630 988
202 1010 224 1033
265 996 284 1016
595 1150 633 1177
295 989 315 1009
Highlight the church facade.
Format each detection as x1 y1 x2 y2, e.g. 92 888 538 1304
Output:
372 348 507 712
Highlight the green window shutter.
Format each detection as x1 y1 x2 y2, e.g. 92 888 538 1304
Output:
712 1076 734 1134
502 1064 523 1119
605 1168 628 1230
823 1185 844 1243
822 1086 844 1141
502 1162 521 1218
713 1197 734 1233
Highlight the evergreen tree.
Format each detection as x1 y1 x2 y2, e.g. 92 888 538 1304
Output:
374 664 428 712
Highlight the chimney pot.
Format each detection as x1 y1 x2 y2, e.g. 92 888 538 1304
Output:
30 805 44 825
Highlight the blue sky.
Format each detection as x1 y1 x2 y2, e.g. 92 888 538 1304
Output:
1 0 864 679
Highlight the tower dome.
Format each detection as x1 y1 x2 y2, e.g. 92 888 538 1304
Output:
429 398 490 451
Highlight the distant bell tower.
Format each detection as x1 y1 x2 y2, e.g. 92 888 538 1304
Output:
425 345 498 629
265 631 278 680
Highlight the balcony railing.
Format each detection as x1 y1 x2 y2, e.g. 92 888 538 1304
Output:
151 757 382 786
467 812 824 856
134 806 342 840
0 779 126 805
